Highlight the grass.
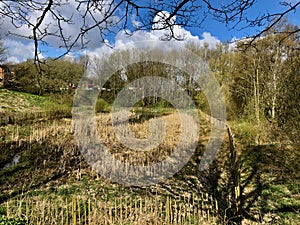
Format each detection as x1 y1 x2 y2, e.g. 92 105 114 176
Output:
238 143 300 224
0 89 44 113
0 89 72 126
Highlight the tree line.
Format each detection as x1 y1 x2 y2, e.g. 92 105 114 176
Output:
3 58 84 95
86 20 299 145
1 19 299 146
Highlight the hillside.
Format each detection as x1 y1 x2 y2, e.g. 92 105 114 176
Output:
0 89 43 118
0 89 72 125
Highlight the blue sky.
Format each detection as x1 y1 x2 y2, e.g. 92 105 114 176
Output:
2 0 300 63
191 0 300 42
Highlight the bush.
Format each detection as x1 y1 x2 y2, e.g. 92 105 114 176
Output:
95 98 109 113
232 121 258 145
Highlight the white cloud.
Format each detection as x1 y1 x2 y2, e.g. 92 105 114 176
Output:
63 53 75 63
0 0 116 63
3 39 44 63
2 7 221 63
152 11 176 30
111 12 220 52
76 11 221 59
131 15 143 28
83 28 220 59
200 32 221 49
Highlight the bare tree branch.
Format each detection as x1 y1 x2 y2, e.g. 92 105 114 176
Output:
0 0 299 62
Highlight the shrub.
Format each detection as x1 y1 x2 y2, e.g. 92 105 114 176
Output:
232 121 258 145
95 98 109 113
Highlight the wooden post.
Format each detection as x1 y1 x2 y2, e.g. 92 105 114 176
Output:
72 196 77 225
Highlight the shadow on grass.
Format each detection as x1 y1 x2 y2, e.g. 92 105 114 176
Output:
239 145 299 223
198 143 300 224
0 137 82 205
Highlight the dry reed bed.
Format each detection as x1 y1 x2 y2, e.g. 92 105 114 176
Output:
3 193 218 225
1 111 221 224
71 111 205 184
1 118 73 145
94 112 203 165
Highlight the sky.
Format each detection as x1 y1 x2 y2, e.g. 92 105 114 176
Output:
195 0 300 42
1 0 300 64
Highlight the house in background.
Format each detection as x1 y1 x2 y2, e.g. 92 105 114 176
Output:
0 65 5 88
0 65 15 88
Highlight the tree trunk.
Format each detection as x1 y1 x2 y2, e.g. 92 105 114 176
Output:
271 71 276 119
254 67 260 123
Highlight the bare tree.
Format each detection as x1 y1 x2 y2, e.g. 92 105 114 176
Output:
0 36 6 63
0 0 299 62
